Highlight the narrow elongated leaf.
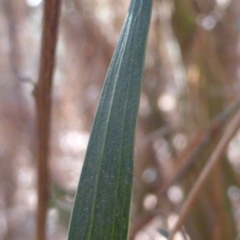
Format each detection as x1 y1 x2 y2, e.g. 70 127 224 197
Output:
68 1 153 239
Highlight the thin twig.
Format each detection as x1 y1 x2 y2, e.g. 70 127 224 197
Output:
36 1 61 240
168 109 240 240
158 96 240 197
129 97 240 239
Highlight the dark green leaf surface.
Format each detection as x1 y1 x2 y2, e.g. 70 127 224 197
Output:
158 228 169 238
68 1 153 239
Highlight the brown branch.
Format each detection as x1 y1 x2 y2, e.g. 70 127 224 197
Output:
129 97 240 239
168 109 240 240
36 1 61 240
157 96 240 197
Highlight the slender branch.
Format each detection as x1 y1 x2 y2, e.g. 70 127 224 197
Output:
168 109 240 240
36 1 61 240
158 96 240 197
129 97 240 239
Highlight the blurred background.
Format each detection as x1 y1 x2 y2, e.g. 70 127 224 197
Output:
1 0 240 239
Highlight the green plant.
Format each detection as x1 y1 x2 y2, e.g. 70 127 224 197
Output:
67 0 153 239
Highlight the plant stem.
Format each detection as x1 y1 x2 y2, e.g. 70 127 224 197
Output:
168 109 240 240
36 1 61 240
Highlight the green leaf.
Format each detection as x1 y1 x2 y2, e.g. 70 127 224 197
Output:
67 1 153 239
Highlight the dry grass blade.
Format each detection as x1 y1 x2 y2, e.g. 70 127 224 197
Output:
168 109 240 240
159 96 240 197
130 98 240 239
